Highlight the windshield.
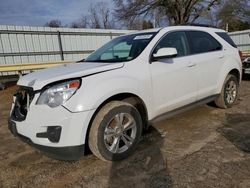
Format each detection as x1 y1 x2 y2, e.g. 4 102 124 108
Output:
85 32 157 62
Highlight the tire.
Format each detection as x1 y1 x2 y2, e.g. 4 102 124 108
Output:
88 101 143 161
215 74 239 109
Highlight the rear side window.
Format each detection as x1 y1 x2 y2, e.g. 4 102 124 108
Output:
216 32 237 48
187 31 222 54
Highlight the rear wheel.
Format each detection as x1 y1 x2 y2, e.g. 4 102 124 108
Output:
215 74 239 109
88 101 142 161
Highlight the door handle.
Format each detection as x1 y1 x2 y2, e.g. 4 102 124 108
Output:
187 62 196 67
219 55 224 59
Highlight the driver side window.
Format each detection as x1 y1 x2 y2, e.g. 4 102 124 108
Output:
154 31 189 57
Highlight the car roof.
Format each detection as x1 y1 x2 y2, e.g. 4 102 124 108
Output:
126 28 162 35
127 25 225 36
162 25 225 33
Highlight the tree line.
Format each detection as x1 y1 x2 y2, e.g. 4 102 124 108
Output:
45 0 250 32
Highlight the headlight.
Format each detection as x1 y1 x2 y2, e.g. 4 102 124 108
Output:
37 79 81 108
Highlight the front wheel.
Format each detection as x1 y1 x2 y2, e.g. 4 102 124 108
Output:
88 101 142 161
215 74 239 109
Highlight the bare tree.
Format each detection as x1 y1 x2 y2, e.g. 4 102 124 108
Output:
204 8 220 27
142 20 154 29
89 2 114 29
153 9 168 27
89 4 101 28
71 2 115 29
45 19 62 28
113 0 220 25
217 0 250 31
99 3 112 29
71 16 89 28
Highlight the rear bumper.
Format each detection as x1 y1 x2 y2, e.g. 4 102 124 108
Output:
8 119 85 161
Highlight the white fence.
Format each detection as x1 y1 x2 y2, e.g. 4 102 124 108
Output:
0 25 132 67
229 29 250 51
0 25 249 68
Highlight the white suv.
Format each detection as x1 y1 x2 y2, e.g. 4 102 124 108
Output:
9 26 242 161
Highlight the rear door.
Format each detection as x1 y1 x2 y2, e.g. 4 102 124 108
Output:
186 31 225 100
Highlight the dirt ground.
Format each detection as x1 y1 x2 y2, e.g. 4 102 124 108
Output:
0 79 250 188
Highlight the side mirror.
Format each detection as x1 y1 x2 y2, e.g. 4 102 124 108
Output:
152 47 178 61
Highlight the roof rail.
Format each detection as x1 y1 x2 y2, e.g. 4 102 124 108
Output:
179 23 218 28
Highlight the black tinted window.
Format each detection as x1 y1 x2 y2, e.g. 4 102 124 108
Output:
154 31 189 57
188 31 222 54
216 32 237 48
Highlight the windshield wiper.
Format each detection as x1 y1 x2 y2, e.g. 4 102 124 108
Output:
86 59 122 63
77 58 85 63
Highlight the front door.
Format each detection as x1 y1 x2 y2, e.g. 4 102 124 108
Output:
150 31 198 117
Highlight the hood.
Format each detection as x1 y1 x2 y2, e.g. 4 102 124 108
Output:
18 62 124 90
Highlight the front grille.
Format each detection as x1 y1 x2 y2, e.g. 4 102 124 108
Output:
11 86 35 122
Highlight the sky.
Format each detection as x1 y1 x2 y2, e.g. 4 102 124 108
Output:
0 0 112 26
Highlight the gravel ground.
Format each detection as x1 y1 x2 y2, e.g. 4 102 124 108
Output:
0 79 250 188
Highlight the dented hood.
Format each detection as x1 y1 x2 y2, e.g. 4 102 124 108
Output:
17 62 124 90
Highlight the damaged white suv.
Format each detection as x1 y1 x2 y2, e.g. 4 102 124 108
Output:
9 26 242 161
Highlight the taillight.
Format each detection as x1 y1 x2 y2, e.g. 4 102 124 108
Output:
239 50 243 62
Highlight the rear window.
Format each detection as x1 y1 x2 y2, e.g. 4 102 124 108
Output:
216 32 237 48
187 31 222 54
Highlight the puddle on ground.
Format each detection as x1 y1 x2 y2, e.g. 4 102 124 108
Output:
218 113 250 153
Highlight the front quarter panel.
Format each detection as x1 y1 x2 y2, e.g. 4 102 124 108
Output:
63 62 153 118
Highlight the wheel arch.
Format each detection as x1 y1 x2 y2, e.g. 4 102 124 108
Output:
228 68 241 84
217 66 241 94
84 92 149 152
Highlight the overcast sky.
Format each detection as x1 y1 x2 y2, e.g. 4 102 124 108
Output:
0 0 112 26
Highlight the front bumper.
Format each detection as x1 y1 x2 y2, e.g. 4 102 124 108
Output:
9 120 85 160
9 95 96 160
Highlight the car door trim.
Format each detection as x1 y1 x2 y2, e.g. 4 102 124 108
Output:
149 94 219 124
